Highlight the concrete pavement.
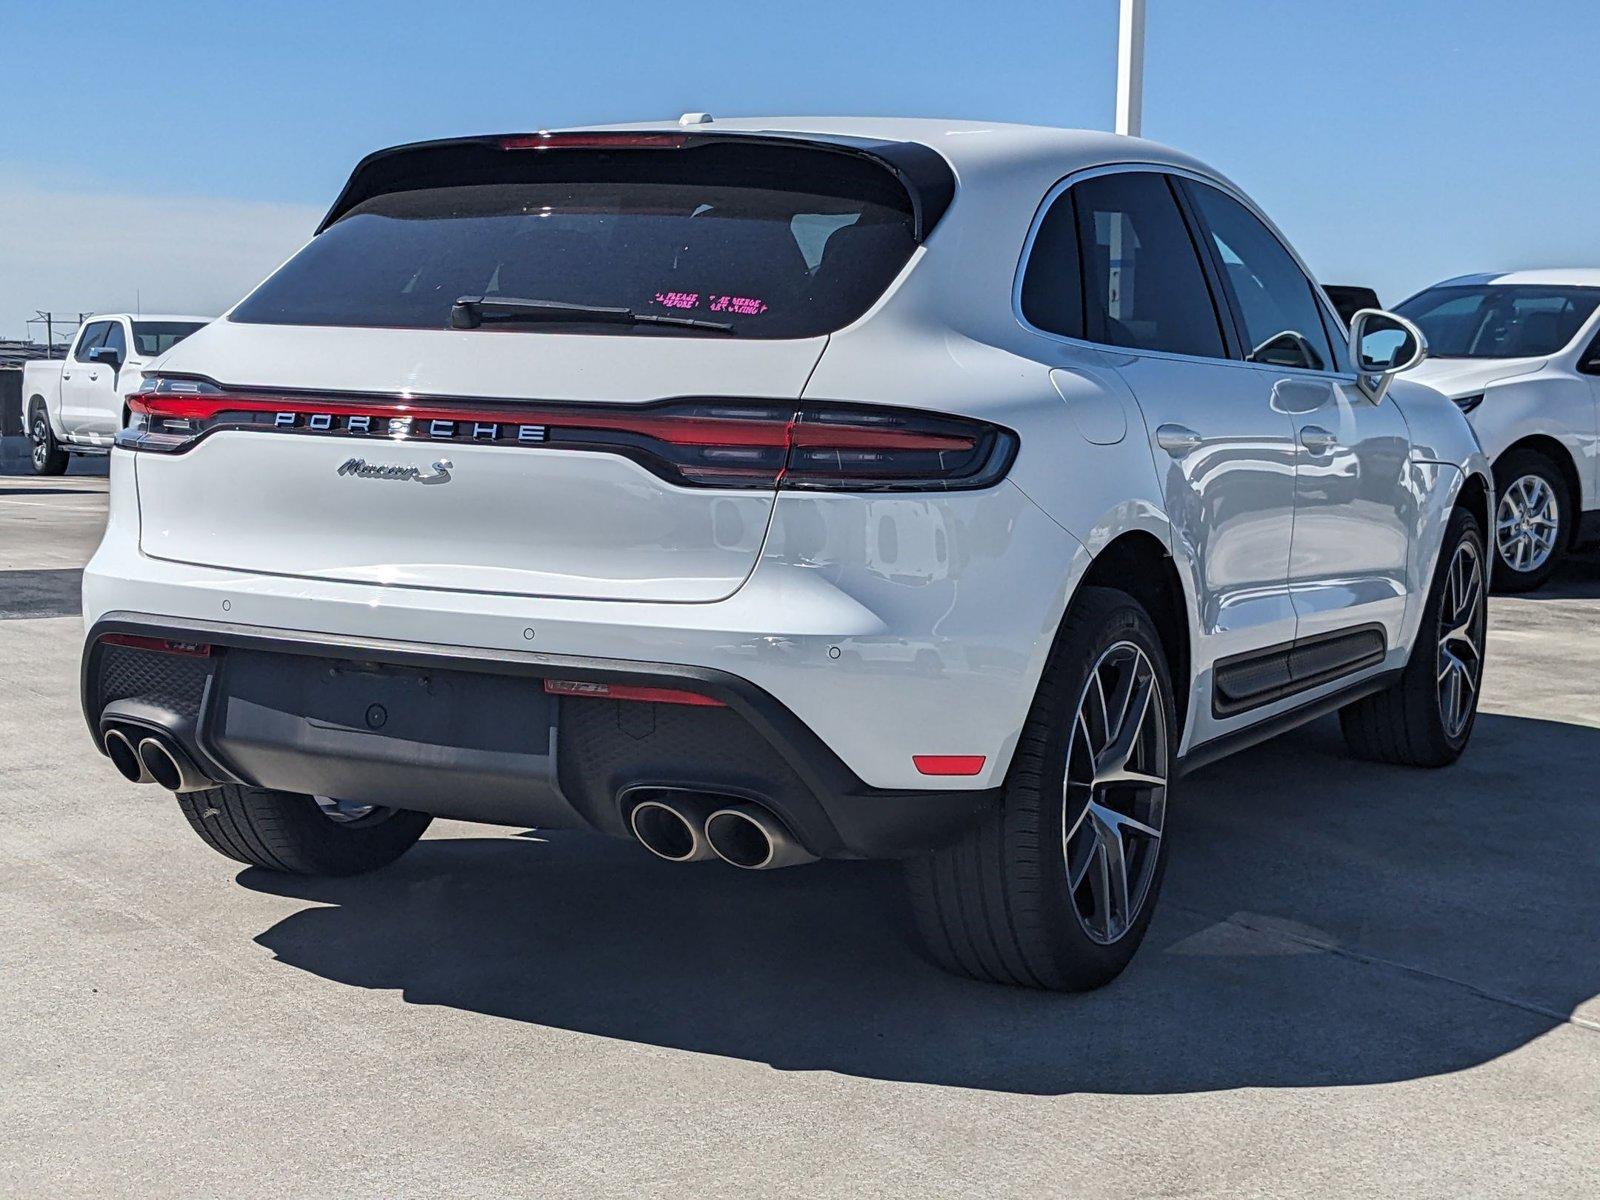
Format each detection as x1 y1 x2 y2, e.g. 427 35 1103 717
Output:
1 472 1596 1197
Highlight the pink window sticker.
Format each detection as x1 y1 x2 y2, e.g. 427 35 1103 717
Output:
652 291 701 310
708 295 769 316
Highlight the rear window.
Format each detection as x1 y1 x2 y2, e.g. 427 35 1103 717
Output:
132 321 206 357
231 143 920 339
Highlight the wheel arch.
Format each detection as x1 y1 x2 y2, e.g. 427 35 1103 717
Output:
1494 436 1582 546
1070 530 1192 737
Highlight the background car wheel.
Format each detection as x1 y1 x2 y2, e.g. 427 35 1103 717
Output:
905 586 1176 991
1340 505 1487 767
29 406 68 476
176 784 431 875
1491 449 1567 592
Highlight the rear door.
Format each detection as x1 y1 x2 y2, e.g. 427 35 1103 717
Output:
1181 179 1412 647
130 136 932 604
1061 170 1299 677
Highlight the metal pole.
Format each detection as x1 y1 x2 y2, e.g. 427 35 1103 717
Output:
1116 0 1146 137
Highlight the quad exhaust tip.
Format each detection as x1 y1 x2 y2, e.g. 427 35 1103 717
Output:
102 728 151 784
625 790 818 869
704 802 818 871
134 736 212 793
629 794 720 863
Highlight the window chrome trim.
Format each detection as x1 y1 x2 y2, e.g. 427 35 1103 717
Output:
1012 160 1360 384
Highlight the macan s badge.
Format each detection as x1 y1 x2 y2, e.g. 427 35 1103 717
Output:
336 457 453 483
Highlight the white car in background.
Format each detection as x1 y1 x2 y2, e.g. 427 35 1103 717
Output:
1396 270 1600 590
22 314 211 474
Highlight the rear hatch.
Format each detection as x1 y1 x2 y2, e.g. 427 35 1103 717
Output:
128 132 946 603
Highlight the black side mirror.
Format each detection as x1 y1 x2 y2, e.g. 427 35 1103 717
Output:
88 345 123 371
1324 285 1383 327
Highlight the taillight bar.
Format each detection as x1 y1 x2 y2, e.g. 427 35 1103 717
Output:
98 633 213 657
123 379 1018 492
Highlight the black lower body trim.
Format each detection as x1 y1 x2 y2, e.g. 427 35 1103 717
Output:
82 612 999 860
1180 666 1401 777
1212 624 1387 718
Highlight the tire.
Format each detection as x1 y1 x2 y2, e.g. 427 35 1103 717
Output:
28 404 68 476
1490 449 1567 592
1340 505 1487 767
176 784 431 876
905 586 1177 991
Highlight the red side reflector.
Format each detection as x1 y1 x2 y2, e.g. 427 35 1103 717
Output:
98 633 212 657
542 679 724 707
913 755 986 777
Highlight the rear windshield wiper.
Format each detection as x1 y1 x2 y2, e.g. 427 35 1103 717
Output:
451 295 735 334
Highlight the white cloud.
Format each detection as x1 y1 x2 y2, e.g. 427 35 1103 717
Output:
0 179 321 341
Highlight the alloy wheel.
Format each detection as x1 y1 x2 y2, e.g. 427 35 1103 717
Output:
30 416 49 470
1062 641 1169 945
1495 474 1559 574
1436 538 1486 740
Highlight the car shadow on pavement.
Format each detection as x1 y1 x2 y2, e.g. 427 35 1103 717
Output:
241 712 1599 1096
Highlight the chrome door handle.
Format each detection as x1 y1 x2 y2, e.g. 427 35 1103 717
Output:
1299 425 1337 454
1155 424 1203 455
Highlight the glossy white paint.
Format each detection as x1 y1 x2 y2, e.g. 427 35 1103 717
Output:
86 117 1492 789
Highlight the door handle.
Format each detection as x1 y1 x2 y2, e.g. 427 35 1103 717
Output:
62 372 72 380
88 372 100 382
1155 424 1203 455
1299 425 1338 454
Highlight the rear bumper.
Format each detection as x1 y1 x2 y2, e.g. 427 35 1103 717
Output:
83 614 1000 860
85 448 1088 793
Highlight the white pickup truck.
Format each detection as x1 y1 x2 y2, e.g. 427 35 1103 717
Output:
22 313 211 474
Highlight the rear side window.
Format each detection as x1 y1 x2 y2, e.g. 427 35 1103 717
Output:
1070 173 1226 359
1019 192 1084 337
1183 181 1333 371
132 321 206 357
232 144 920 339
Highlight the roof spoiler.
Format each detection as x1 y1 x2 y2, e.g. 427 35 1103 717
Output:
316 130 957 241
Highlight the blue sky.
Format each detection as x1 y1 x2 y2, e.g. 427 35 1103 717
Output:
4 0 1597 338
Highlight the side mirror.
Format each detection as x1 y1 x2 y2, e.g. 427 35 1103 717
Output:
1348 309 1426 402
88 345 123 371
1323 285 1383 326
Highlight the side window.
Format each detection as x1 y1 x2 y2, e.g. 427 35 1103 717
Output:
1019 190 1083 337
1071 172 1226 358
1183 181 1334 372
73 321 111 362
102 321 128 359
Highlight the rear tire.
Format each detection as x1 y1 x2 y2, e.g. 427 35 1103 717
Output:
1490 449 1566 592
1340 506 1486 767
905 587 1176 991
176 784 430 875
29 405 68 476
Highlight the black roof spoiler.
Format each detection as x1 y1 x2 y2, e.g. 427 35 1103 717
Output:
316 130 957 241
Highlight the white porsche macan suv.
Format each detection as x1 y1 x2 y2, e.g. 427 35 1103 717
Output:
1395 270 1600 591
84 118 1492 989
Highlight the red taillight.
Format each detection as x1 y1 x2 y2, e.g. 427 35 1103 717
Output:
124 380 1016 492
98 633 212 657
499 132 688 151
543 679 724 707
912 755 986 776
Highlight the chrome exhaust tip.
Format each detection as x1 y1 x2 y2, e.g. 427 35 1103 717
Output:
628 795 719 863
103 728 151 784
136 737 211 793
704 803 818 870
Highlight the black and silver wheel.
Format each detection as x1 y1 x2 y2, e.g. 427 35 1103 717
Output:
1491 450 1567 592
906 586 1175 990
1341 505 1487 767
29 405 68 476
177 784 430 875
